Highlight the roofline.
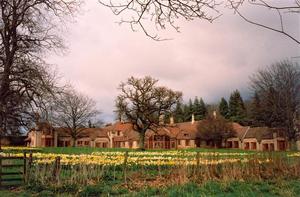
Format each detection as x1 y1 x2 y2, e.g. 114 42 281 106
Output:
241 126 250 141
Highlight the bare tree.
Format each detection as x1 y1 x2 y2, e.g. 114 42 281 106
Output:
99 0 221 40
116 76 182 150
250 60 300 146
99 0 299 43
0 0 80 137
228 0 300 44
197 112 235 148
51 89 101 147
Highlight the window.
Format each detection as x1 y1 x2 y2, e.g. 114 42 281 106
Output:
270 143 274 151
227 141 233 148
178 140 181 145
65 141 70 147
186 140 190 146
262 143 269 151
84 141 90 146
45 138 52 147
245 142 250 150
117 131 121 136
251 142 257 150
184 133 189 137
234 141 239 148
77 141 83 146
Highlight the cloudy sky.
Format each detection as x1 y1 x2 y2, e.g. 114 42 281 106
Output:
47 1 300 123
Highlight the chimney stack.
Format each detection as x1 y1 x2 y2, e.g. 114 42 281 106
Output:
159 114 165 125
191 114 195 124
170 116 174 125
213 111 217 119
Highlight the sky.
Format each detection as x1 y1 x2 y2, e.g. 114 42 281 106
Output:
47 0 300 123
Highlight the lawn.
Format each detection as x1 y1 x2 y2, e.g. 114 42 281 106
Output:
1 179 300 197
1 147 300 196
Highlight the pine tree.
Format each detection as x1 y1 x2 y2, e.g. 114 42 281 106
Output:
228 90 247 124
193 97 201 120
173 102 185 123
219 98 229 119
198 98 207 120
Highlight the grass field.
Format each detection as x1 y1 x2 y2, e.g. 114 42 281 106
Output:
1 179 300 197
1 147 300 196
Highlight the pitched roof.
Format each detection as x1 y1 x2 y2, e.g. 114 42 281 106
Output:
56 128 108 139
244 127 286 141
232 123 249 140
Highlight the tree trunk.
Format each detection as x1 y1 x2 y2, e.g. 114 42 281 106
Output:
72 138 76 147
139 130 146 151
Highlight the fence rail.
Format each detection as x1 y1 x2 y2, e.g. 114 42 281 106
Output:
0 152 32 188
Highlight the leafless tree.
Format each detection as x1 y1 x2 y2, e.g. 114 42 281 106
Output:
250 60 300 145
0 0 80 136
51 88 101 147
99 0 299 44
197 112 235 148
228 0 300 44
99 0 221 40
116 76 182 150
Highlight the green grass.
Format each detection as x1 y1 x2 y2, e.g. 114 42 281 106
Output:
1 179 300 197
38 147 256 155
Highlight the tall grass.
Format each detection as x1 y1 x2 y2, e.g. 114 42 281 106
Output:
26 151 300 189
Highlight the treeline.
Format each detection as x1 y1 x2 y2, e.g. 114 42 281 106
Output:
170 60 300 143
170 89 248 125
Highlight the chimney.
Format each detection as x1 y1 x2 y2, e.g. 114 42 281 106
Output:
191 114 195 124
159 114 165 125
170 116 174 125
213 111 217 119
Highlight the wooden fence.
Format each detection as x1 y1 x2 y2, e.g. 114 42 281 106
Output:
0 152 32 188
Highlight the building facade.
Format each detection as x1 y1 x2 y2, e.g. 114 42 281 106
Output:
26 120 289 151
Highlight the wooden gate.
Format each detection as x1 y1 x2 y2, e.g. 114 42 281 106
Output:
0 152 31 188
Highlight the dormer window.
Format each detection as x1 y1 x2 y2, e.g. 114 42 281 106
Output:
117 131 121 136
184 133 189 137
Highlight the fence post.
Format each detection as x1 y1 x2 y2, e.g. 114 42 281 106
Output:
29 152 33 168
196 152 200 175
53 156 61 182
23 152 27 183
123 151 129 183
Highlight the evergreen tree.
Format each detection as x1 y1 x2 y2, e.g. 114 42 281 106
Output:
219 98 229 119
198 98 207 120
183 104 191 122
193 97 201 120
228 90 247 124
173 102 185 123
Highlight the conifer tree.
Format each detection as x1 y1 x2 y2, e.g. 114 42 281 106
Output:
173 102 185 123
219 98 229 119
193 97 201 120
198 98 207 120
228 90 247 124
183 104 191 122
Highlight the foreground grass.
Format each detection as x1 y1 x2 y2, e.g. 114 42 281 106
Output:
2 146 256 154
1 179 300 197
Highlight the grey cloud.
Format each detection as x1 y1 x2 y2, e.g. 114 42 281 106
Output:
47 1 300 123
